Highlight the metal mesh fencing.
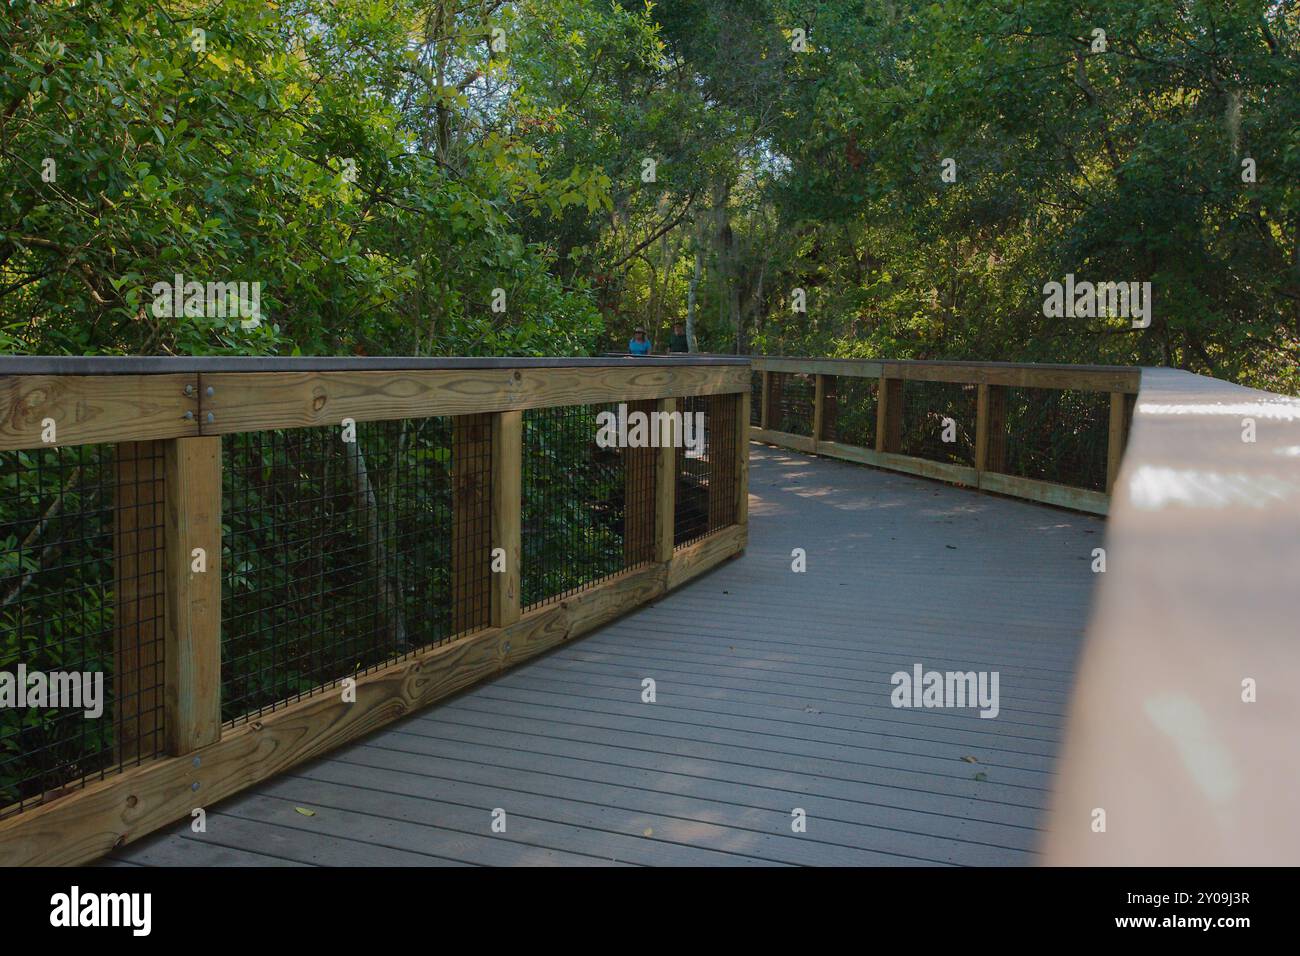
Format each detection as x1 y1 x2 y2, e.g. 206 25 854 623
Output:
750 371 763 426
675 394 739 548
898 380 977 466
999 388 1110 491
522 403 654 611
826 375 877 448
221 415 483 724
0 442 164 818
769 372 815 435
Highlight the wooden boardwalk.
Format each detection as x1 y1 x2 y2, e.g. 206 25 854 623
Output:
112 444 1101 867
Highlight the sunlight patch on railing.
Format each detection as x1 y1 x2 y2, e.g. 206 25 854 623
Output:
1128 465 1300 511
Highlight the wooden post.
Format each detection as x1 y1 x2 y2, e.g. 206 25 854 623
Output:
734 391 750 527
1106 391 1129 494
491 410 522 628
767 372 784 431
623 399 658 565
759 370 771 430
822 375 838 443
654 397 677 562
451 413 493 634
163 437 222 756
114 441 165 762
812 374 826 448
975 383 1009 480
876 376 903 453
975 383 991 476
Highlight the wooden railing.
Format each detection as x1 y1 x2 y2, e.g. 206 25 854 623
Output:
751 357 1141 514
0 356 749 865
1045 367 1300 864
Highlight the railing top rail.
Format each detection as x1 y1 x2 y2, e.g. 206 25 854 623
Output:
749 355 1139 373
1046 366 1300 864
0 354 750 376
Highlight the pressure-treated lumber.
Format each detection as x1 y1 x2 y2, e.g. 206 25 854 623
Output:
490 410 523 628
162 437 222 756
196 366 748 435
653 398 677 562
0 374 199 451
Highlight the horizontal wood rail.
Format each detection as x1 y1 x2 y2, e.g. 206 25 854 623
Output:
0 357 749 865
1045 368 1300 864
750 356 1138 514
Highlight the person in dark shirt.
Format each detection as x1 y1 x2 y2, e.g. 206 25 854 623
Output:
628 326 652 355
668 322 689 353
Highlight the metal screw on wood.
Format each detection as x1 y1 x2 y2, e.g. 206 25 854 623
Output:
206 412 215 424
191 782 200 792
184 410 194 421
206 386 214 397
192 756 201 768
184 384 194 396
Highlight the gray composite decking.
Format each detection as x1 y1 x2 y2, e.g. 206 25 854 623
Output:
112 444 1102 867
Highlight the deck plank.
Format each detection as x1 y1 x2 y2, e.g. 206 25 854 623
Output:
119 444 1099 866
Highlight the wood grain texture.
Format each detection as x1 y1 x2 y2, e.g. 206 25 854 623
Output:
654 398 677 563
196 366 748 434
877 378 903 454
0 374 198 450
1105 391 1127 494
1045 368 1300 864
977 472 1108 516
750 427 816 454
812 374 826 444
0 527 743 866
163 438 222 756
491 410 523 628
751 357 885 378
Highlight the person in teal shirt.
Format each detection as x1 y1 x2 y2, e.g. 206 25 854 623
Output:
628 326 652 355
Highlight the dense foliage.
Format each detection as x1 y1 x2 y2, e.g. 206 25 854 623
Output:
3 1 1296 388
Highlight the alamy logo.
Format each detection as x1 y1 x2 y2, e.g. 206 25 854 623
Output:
1042 274 1151 328
890 663 999 719
595 403 705 458
50 886 151 936
150 273 262 328
0 665 104 718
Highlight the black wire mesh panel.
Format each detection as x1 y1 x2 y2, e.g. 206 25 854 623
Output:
222 415 479 724
674 394 739 548
750 371 763 426
522 403 651 611
771 372 815 435
898 380 977 465
0 442 164 819
826 375 877 448
999 388 1110 492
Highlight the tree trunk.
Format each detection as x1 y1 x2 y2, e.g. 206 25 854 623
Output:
686 240 702 352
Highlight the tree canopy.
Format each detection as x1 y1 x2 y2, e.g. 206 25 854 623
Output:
2 0 1297 389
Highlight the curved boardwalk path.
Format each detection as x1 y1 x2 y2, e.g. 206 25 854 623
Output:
112 444 1101 866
